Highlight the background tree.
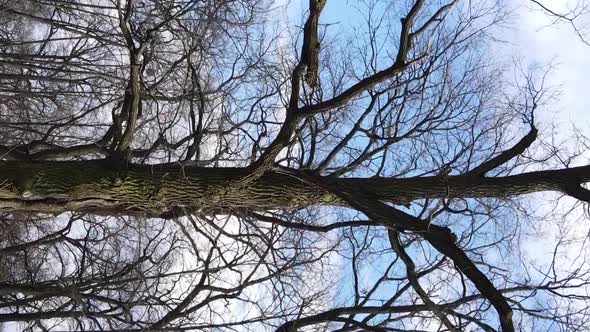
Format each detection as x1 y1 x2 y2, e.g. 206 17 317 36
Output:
1 0 590 331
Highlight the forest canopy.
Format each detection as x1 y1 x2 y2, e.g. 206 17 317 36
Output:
1 0 590 331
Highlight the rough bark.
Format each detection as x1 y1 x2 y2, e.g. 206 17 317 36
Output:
0 161 338 217
0 160 588 217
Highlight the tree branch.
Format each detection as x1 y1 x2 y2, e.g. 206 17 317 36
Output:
468 126 538 176
247 0 436 180
244 0 327 180
338 195 514 331
301 0 327 87
248 212 373 232
389 230 460 331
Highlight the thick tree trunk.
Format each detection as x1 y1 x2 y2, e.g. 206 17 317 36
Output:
0 160 588 217
0 161 339 217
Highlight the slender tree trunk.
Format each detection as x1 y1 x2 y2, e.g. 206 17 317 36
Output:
0 160 588 217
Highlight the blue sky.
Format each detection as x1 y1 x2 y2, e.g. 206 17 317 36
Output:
273 0 590 328
282 0 590 134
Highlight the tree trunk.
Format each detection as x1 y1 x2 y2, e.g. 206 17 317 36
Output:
0 160 588 217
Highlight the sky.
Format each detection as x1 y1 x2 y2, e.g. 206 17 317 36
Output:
514 0 590 137
2 1 589 330
277 0 590 328
282 0 590 133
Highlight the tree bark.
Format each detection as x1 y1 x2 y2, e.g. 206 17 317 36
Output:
0 160 588 217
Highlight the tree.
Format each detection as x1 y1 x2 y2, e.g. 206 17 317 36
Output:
1 0 590 331
530 0 590 45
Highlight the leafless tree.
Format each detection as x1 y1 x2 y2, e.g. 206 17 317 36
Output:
1 0 590 331
530 0 590 45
